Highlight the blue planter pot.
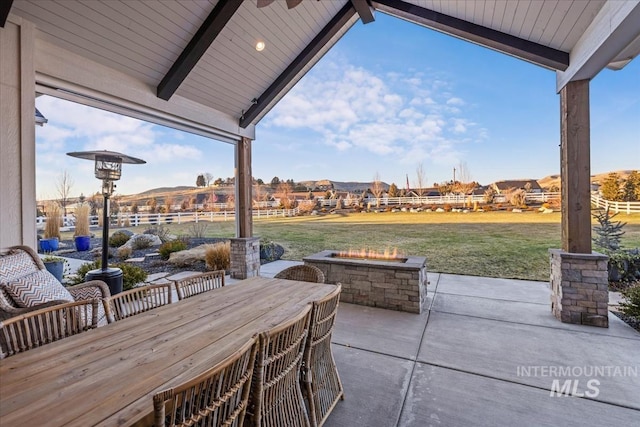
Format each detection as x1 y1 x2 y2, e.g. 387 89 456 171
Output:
44 261 64 283
74 235 91 251
40 238 59 252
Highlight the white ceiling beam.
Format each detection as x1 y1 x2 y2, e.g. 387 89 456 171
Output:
556 0 640 92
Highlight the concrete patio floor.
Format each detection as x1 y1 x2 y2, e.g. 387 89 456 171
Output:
323 272 640 426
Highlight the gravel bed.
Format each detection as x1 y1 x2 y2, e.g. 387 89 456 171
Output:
51 237 228 276
611 310 640 332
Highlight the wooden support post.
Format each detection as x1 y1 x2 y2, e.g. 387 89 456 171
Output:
235 137 253 238
560 80 591 253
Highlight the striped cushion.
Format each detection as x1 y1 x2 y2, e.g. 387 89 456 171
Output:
0 250 38 283
3 270 74 308
70 287 108 327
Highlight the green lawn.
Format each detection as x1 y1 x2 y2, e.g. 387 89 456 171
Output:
125 211 640 282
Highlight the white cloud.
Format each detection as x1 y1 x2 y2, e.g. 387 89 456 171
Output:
450 118 474 134
446 97 465 106
35 97 202 164
264 59 483 168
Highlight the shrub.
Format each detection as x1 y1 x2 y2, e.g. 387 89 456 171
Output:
204 241 230 271
118 263 148 290
592 207 625 252
620 285 640 318
144 224 170 242
74 204 91 237
109 231 131 248
132 234 155 250
508 189 527 206
608 249 640 283
70 260 147 291
188 222 209 238
443 204 452 212
159 239 188 260
44 203 62 239
117 246 132 260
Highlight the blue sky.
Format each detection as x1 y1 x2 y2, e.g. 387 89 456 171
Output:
36 12 639 200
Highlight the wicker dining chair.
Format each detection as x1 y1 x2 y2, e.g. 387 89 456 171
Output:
274 265 325 284
174 270 225 301
0 298 99 358
301 285 344 427
104 283 172 323
247 305 312 427
153 335 259 427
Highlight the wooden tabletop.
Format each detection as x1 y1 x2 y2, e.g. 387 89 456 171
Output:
0 277 338 427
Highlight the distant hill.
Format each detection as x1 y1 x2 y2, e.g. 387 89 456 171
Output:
538 170 637 190
135 186 197 196
298 180 389 192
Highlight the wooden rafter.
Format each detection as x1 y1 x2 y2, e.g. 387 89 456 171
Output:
351 0 375 24
239 2 356 128
0 0 13 28
373 0 569 71
157 0 243 101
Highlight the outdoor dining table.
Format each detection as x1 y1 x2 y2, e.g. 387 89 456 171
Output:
0 276 339 426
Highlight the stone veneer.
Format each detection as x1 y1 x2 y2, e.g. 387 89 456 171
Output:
303 250 428 314
549 249 609 328
230 237 260 279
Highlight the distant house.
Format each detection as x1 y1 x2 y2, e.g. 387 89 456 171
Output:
491 180 542 194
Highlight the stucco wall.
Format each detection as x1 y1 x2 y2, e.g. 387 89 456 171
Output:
0 18 36 249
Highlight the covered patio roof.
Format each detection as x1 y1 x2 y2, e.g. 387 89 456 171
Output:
4 0 639 140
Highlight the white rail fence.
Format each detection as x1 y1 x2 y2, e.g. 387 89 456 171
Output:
590 194 640 214
320 192 561 207
36 208 300 230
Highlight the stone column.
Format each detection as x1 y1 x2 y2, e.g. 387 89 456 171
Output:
549 80 608 327
549 250 609 327
230 137 258 279
230 237 260 279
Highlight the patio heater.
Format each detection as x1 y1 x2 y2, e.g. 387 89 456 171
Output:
67 150 145 295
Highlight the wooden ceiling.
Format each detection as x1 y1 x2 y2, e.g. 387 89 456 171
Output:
7 0 638 134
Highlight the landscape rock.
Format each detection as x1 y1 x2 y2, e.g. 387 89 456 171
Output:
436 208 445 212
122 233 162 250
512 208 523 213
260 242 284 261
168 244 210 266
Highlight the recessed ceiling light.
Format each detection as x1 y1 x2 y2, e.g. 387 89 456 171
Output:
256 41 265 52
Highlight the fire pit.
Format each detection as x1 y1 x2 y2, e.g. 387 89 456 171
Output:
303 250 428 313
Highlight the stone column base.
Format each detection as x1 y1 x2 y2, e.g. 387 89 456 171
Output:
230 237 260 279
549 249 609 328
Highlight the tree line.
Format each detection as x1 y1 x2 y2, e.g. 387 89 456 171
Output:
600 172 640 202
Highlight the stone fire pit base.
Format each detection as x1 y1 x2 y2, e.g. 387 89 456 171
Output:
303 250 428 313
